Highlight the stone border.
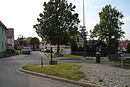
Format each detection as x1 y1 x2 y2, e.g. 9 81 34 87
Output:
20 68 106 87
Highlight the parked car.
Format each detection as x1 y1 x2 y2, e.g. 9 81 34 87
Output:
41 49 53 53
22 47 31 54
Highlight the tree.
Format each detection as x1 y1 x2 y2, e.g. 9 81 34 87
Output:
90 4 125 55
30 37 40 50
34 0 80 53
17 36 27 48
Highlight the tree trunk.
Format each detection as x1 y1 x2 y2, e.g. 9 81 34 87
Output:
108 36 112 55
57 44 60 54
33 44 35 51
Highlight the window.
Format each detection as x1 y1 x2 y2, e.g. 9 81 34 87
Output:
2 41 3 47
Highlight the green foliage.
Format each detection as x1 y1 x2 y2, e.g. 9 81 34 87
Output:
90 4 125 54
22 62 85 81
1 49 18 58
30 37 40 50
5 49 16 54
34 0 80 53
30 37 40 45
18 38 27 46
127 43 130 53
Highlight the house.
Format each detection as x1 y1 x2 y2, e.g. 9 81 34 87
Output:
75 32 84 48
0 21 7 56
40 41 71 54
7 28 14 48
118 41 130 52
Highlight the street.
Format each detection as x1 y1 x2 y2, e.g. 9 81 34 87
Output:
0 51 79 87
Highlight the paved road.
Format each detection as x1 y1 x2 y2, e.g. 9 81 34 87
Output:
0 51 80 87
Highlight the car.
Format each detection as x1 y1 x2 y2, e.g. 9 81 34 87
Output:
22 46 31 54
41 49 53 53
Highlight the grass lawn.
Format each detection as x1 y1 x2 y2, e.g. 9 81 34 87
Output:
42 52 95 58
43 52 55 56
62 55 95 58
22 62 85 81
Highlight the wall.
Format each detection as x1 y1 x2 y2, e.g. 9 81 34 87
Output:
0 24 7 55
7 37 14 47
41 44 71 55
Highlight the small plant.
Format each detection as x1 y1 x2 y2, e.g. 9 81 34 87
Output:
125 85 128 87
98 79 103 82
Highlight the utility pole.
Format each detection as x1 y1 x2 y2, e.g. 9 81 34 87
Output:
83 0 85 26
80 0 87 57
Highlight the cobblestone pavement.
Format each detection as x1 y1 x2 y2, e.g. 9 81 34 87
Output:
78 63 130 87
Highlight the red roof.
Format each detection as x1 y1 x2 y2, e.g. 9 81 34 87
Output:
7 28 14 38
119 41 130 43
119 41 130 47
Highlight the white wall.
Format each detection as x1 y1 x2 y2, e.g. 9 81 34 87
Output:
7 37 14 47
41 44 71 54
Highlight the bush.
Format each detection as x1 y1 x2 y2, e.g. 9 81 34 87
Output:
5 49 16 54
2 49 18 57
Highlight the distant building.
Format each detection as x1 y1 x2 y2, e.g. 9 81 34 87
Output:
75 33 84 48
0 21 7 56
118 41 130 52
40 41 71 54
46 44 71 55
7 28 14 48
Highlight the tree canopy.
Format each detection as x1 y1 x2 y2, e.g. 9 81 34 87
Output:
90 4 125 54
34 0 80 53
30 37 40 50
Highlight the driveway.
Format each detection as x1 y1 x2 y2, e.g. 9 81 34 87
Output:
0 51 80 87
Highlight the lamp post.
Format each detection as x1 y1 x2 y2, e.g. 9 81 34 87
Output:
49 47 57 65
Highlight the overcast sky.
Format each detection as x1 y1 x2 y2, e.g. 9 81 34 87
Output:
0 0 130 40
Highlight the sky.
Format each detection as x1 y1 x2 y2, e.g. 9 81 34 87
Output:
0 0 130 40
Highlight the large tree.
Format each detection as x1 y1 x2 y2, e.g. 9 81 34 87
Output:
30 37 40 50
34 0 80 53
90 4 125 54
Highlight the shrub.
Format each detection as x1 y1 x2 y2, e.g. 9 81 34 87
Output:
2 49 19 57
5 49 16 54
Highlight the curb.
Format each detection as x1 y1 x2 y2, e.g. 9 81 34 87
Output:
20 68 106 87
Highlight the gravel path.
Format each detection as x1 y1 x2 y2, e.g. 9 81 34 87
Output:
79 63 130 87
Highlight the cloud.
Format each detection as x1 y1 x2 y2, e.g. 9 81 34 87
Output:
121 16 130 24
